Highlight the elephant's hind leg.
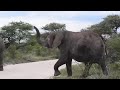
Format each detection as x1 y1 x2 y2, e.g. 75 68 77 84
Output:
99 61 108 76
81 62 92 78
66 59 72 77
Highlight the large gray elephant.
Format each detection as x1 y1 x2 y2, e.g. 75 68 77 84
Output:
0 37 5 71
34 26 108 78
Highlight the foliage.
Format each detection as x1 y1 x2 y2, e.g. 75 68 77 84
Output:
88 15 120 36
42 22 67 32
88 22 113 35
1 21 33 44
103 15 120 34
106 35 120 63
7 44 17 59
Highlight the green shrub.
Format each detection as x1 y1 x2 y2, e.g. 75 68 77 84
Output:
106 36 120 63
3 43 59 64
25 45 34 53
34 44 47 56
7 45 17 59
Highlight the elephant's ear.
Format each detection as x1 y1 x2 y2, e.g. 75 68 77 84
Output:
47 33 55 48
52 32 64 48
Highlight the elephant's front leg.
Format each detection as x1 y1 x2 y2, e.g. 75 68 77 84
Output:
54 55 68 76
66 59 72 77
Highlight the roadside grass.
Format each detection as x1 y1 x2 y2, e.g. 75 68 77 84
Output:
4 52 57 65
53 62 120 79
3 46 59 65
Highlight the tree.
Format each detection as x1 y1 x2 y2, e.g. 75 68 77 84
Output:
1 21 33 45
103 15 120 34
42 22 67 32
88 22 112 35
88 15 120 36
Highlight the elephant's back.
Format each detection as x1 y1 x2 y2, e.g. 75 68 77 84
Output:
70 31 105 61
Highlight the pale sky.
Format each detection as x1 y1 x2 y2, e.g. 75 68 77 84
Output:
0 11 120 32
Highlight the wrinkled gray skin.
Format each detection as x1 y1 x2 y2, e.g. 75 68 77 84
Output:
0 37 5 71
34 26 108 78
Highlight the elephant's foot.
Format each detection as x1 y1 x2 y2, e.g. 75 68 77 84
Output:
54 71 61 76
0 65 3 71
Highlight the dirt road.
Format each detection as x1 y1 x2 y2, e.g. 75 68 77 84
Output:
0 59 79 79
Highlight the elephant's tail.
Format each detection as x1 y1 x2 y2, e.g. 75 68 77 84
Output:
33 26 42 44
99 35 108 57
34 26 41 38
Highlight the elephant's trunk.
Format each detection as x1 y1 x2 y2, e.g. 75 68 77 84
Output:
34 26 41 44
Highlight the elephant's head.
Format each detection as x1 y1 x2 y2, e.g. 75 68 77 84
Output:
34 26 64 48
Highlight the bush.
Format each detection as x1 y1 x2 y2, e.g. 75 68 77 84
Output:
7 45 17 59
3 34 60 64
3 42 59 64
34 44 48 56
24 44 34 53
106 36 120 63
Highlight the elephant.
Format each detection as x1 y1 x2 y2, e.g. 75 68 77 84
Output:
34 26 108 78
0 37 5 71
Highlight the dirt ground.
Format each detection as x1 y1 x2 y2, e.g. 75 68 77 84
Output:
0 59 79 79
